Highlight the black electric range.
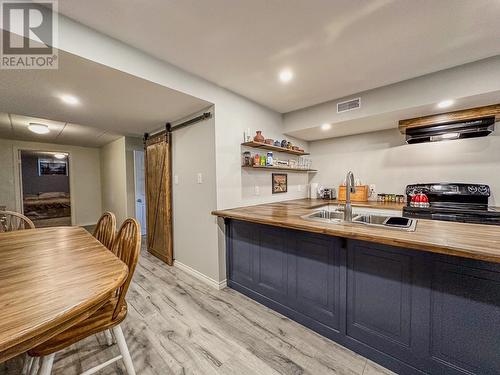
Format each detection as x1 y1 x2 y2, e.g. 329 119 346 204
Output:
403 183 500 225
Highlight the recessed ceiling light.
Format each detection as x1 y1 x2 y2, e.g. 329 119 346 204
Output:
437 99 454 109
60 94 79 105
28 123 50 134
321 123 331 131
279 69 294 83
54 153 67 159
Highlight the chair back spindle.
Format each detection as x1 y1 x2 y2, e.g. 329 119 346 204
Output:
93 212 116 250
111 218 141 319
0 210 35 232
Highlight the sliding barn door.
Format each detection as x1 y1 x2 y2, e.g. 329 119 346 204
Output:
144 133 173 265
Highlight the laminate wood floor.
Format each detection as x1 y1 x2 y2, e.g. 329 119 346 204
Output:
1 245 394 375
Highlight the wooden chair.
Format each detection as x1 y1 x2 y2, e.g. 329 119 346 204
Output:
92 212 117 250
26 218 141 375
0 210 35 232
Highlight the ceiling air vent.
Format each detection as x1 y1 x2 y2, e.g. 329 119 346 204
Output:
337 97 361 113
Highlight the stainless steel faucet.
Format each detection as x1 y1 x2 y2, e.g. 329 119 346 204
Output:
344 171 356 222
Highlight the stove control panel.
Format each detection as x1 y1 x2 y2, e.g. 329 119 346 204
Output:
406 183 490 197
465 184 490 195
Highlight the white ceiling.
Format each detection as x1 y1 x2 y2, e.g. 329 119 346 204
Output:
286 90 500 141
0 113 122 147
0 49 212 142
56 0 500 113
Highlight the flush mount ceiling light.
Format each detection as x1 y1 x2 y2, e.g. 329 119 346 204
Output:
28 123 50 134
321 123 332 131
278 68 294 83
60 94 79 105
437 99 454 109
54 153 67 159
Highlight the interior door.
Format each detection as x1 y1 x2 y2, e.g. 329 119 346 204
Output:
145 133 173 265
134 150 147 235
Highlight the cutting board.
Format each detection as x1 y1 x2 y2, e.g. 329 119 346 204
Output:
338 185 369 202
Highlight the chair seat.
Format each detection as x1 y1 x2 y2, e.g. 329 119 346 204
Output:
28 298 127 357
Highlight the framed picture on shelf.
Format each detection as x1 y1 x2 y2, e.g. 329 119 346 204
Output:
272 173 287 194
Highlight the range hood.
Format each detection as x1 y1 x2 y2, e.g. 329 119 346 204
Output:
399 104 499 144
405 116 495 144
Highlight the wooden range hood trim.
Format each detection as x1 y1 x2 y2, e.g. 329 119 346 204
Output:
398 104 500 134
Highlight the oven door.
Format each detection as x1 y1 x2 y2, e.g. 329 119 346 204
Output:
404 207 500 225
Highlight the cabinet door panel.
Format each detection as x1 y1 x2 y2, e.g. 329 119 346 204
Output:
347 241 416 360
290 233 341 329
230 221 255 286
253 225 288 302
430 260 500 374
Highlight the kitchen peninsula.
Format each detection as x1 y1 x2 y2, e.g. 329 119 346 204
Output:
213 199 500 375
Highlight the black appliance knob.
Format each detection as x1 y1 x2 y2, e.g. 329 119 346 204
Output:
478 185 489 194
468 185 478 194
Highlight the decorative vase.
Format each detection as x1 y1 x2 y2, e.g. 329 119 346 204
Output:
254 131 265 143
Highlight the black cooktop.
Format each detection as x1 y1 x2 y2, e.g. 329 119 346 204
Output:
403 183 500 225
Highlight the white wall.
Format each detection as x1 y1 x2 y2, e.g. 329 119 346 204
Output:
54 15 307 210
310 129 500 206
20 15 500 285
216 102 310 208
0 136 140 228
171 108 219 282
0 138 102 225
53 15 309 283
45 14 500 285
100 137 128 224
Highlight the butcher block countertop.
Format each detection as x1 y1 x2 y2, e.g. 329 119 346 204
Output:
212 198 500 264
293 198 405 211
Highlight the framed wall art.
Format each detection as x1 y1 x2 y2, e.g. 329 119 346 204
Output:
272 173 287 194
38 158 68 176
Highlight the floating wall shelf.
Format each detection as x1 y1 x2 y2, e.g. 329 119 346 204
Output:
242 165 317 173
241 141 310 156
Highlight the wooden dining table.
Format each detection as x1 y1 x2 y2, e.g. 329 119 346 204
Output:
0 226 128 363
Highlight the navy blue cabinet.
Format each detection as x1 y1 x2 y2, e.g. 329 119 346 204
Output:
288 233 341 331
430 259 500 374
226 219 500 375
230 221 255 287
253 225 289 303
346 241 432 372
227 221 343 338
347 242 414 356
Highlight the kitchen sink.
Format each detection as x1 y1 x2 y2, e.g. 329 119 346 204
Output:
352 214 389 225
301 209 344 223
353 214 417 231
301 210 417 231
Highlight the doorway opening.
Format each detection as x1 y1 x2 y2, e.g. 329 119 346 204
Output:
19 150 72 227
134 150 147 235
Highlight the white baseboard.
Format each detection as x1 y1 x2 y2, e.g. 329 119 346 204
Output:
174 260 227 290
